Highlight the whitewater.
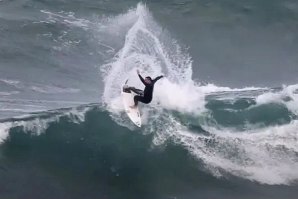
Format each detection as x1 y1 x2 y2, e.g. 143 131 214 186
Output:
1 3 297 185
0 2 298 198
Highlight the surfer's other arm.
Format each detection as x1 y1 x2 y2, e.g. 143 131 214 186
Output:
153 75 164 83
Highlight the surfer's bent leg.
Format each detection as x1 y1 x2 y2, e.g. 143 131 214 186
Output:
133 95 140 106
129 87 144 95
133 95 148 106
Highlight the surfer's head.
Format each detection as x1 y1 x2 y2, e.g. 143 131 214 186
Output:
145 76 152 84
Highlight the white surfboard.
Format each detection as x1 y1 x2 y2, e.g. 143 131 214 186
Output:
121 81 142 127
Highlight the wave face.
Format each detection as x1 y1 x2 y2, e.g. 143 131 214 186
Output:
100 3 298 185
0 101 298 199
1 1 298 199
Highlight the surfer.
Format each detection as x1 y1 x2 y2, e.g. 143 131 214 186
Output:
129 70 163 108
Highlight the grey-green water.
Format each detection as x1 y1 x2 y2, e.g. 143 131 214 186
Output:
0 0 298 198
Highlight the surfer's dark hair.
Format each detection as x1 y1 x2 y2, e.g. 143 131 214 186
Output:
145 76 152 80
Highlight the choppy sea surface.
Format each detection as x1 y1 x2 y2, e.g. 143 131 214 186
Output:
0 0 298 198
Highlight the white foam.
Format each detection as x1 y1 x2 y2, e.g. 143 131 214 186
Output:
0 106 91 144
149 112 298 185
198 122 298 184
154 80 206 113
99 3 298 185
0 78 20 86
0 91 19 96
40 10 92 30
0 119 53 143
0 78 23 89
256 84 298 114
30 85 80 94
0 108 43 113
101 3 207 115
0 122 13 143
199 83 266 93
100 4 270 116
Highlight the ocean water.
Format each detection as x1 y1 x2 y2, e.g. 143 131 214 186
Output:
0 0 298 198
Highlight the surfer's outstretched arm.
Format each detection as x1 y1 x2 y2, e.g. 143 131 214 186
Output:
153 75 164 83
138 74 146 85
137 70 146 85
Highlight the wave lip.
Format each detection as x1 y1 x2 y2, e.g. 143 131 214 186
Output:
0 103 93 144
256 84 298 114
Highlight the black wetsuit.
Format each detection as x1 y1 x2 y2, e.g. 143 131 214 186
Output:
133 74 163 106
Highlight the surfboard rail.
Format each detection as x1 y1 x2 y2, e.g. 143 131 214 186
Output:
121 82 142 127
